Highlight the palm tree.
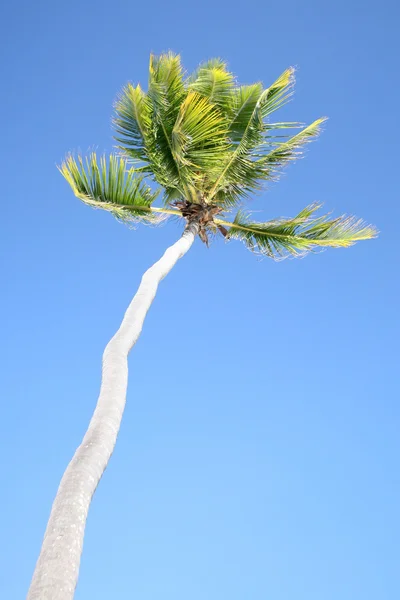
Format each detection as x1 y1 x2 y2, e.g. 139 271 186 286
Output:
27 53 376 599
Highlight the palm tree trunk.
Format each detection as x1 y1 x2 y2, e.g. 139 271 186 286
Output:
27 221 198 600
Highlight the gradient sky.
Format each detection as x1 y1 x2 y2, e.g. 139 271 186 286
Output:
1 1 399 598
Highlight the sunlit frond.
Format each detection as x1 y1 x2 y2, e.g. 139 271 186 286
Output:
59 153 163 224
147 52 187 152
258 67 295 119
208 68 296 205
171 92 229 189
215 204 378 259
113 83 153 165
144 54 233 202
258 118 327 176
228 83 264 143
148 52 187 107
188 59 235 114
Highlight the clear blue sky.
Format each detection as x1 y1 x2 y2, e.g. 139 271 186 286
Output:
1 1 399 598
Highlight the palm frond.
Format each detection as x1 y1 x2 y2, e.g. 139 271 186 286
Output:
215 204 377 259
59 153 163 224
148 52 187 139
228 83 264 143
208 68 296 205
188 59 235 114
209 118 324 207
114 53 190 198
259 67 295 119
148 52 187 108
146 56 232 202
257 118 327 176
171 91 229 192
113 83 153 165
114 81 181 196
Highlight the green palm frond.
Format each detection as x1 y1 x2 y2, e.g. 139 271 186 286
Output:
114 82 180 195
259 67 295 118
215 204 377 259
148 52 187 110
228 83 264 143
171 91 229 192
257 118 327 176
59 153 163 224
146 52 187 187
113 83 153 166
209 118 324 207
188 59 235 114
208 68 297 205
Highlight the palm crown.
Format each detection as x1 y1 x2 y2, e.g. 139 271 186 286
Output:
61 52 376 258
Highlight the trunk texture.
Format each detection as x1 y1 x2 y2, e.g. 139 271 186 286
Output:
27 222 198 600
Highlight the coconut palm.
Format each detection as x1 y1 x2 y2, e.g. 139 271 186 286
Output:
27 53 376 599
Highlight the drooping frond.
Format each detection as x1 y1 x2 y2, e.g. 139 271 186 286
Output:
215 204 378 259
59 153 163 223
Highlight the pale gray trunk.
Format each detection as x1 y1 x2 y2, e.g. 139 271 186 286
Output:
27 222 198 600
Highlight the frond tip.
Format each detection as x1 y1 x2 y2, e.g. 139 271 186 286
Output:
59 153 163 224
215 204 378 260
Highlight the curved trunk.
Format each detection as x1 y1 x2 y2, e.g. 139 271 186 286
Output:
27 222 198 600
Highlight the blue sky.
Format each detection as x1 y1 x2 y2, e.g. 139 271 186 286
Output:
1 0 399 598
